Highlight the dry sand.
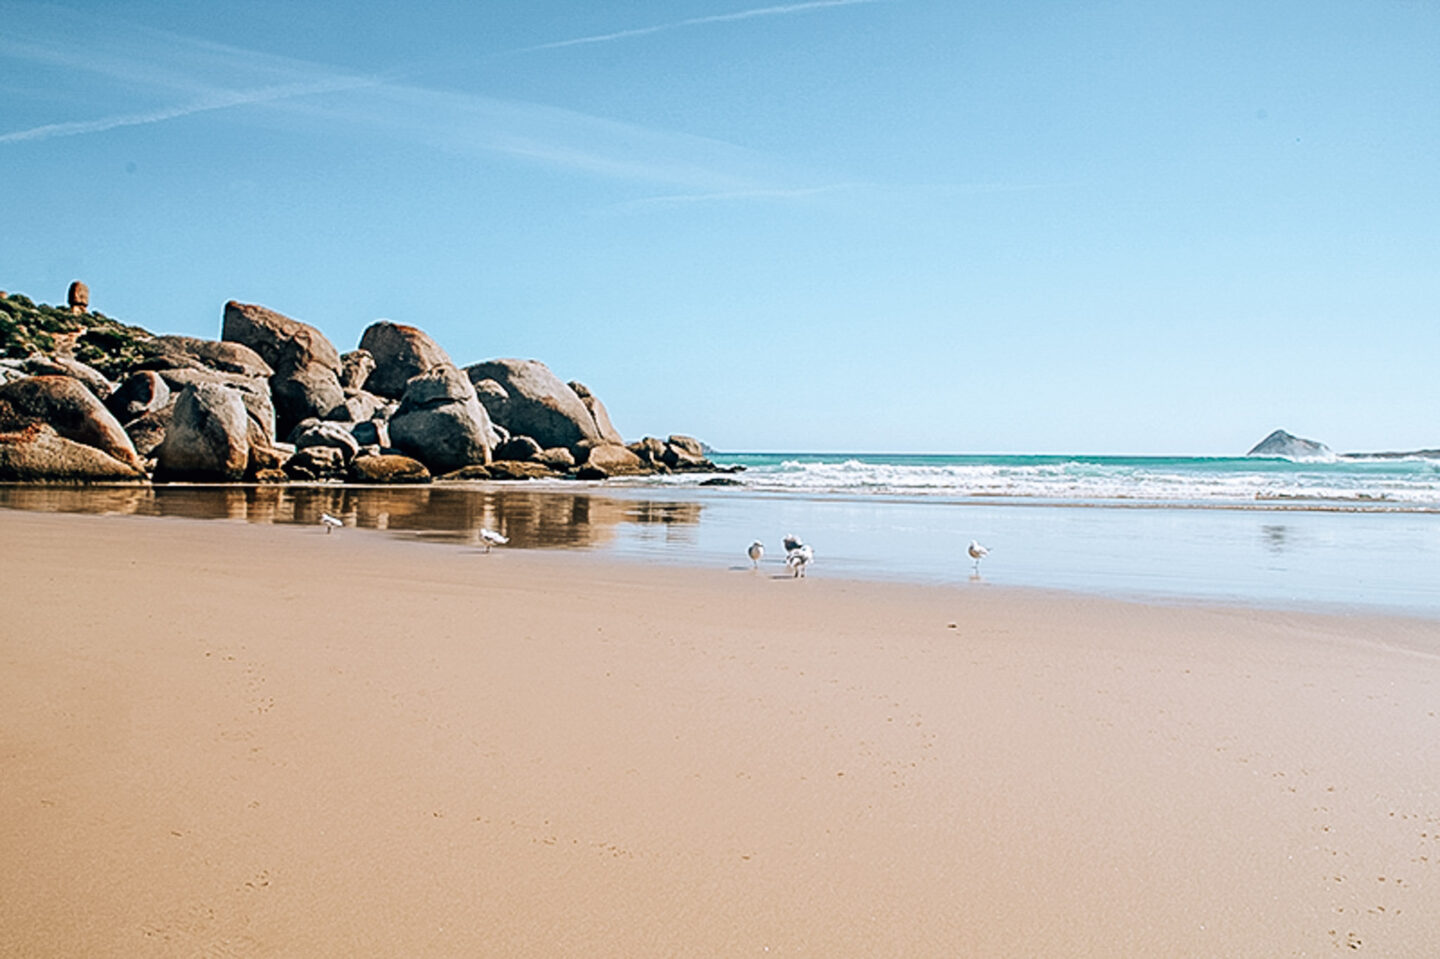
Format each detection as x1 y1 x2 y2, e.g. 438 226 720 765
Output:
2 508 1437 957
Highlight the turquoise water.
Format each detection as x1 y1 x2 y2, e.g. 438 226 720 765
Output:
625 452 1440 510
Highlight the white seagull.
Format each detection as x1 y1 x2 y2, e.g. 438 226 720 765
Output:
320 512 342 533
747 540 765 569
479 527 509 553
968 539 989 571
786 543 814 578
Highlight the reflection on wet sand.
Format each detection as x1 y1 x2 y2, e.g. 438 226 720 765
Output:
0 484 703 550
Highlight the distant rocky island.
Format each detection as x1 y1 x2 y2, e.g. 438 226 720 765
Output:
0 282 733 484
1246 428 1440 461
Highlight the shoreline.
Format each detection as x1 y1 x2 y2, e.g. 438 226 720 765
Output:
3 481 1439 620
3 509 1439 956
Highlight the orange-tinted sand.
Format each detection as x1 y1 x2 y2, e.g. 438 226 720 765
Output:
2 509 1437 957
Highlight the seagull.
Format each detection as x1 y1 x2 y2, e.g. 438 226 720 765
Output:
783 533 804 552
786 543 814 578
968 539 989 571
479 527 508 553
320 512 342 533
747 540 764 569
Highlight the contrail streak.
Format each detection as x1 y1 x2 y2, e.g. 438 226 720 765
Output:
511 0 891 53
0 75 380 144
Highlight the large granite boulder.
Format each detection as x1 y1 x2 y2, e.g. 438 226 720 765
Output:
358 321 454 399
106 371 171 422
222 300 344 436
0 375 142 470
493 434 543 462
568 380 624 445
1247 429 1333 460
464 359 607 454
146 335 273 379
155 367 276 445
154 382 250 481
389 364 498 474
0 423 144 481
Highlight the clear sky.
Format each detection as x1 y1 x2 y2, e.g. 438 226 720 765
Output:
2 0 1437 454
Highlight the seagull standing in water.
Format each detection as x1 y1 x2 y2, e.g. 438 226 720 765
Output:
968 539 989 572
786 543 814 578
747 540 764 569
479 528 508 553
320 513 342 533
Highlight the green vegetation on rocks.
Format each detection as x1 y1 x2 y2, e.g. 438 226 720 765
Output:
0 293 158 379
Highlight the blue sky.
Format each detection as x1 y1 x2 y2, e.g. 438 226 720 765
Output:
2 0 1437 454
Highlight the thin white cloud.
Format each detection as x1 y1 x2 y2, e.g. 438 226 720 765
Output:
510 0 892 53
0 75 382 144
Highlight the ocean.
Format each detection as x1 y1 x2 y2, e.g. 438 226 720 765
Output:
3 451 1438 616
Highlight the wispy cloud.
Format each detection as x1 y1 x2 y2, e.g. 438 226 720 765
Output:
509 0 892 54
0 75 382 144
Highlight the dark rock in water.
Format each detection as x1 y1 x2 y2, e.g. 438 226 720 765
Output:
699 476 742 486
358 321 454 399
349 453 431 484
107 371 171 422
1247 429 1332 459
389 364 498 474
154 382 251 481
464 358 607 454
0 374 142 470
339 349 376 391
222 300 345 436
575 464 608 480
0 422 144 481
493 435 542 462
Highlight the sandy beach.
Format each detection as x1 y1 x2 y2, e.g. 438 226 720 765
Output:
2 508 1437 957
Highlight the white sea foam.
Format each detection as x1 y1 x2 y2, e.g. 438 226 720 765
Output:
636 454 1440 510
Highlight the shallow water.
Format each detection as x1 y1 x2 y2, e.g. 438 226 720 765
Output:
3 481 1438 617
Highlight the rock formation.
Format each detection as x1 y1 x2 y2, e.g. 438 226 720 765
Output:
464 358 609 454
222 301 345 437
1247 429 1333 459
153 383 251 481
389 364 498 474
0 375 142 470
0 285 728 485
358 321 454 398
67 280 89 314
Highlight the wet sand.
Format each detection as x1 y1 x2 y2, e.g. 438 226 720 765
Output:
2 509 1437 957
